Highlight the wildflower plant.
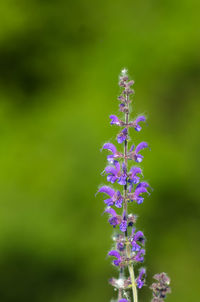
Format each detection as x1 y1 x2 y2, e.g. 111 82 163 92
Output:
98 69 171 302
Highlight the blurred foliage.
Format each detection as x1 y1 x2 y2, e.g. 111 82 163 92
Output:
0 0 199 301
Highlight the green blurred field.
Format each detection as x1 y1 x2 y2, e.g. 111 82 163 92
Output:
0 0 199 301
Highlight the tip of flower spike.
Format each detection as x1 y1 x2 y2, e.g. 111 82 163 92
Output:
121 68 128 76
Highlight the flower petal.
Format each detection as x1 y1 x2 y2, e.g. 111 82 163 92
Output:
108 250 121 259
105 166 117 175
132 241 141 252
120 220 127 232
107 175 118 183
117 128 128 144
104 207 117 216
135 142 148 154
135 249 145 262
134 231 145 244
129 144 135 152
135 187 148 196
136 267 146 289
110 115 121 125
136 182 149 189
135 115 146 123
102 143 117 154
98 186 115 197
114 160 120 173
104 198 114 206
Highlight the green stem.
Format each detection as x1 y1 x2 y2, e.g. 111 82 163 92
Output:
126 243 138 302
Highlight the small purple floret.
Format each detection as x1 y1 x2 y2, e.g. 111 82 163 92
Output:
132 241 141 252
134 231 145 244
99 186 123 208
108 250 121 266
136 268 146 289
117 128 128 144
104 161 127 186
104 207 121 227
128 166 143 191
102 143 117 154
131 229 145 251
120 219 127 232
127 142 148 162
102 142 123 163
135 248 145 262
99 186 115 197
134 116 146 132
110 115 121 125
135 142 148 154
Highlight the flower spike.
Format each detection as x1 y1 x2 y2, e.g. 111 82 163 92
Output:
97 69 170 302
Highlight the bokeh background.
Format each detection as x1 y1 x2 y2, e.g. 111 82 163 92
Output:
0 0 199 301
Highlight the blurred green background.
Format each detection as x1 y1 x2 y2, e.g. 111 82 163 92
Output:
0 0 199 301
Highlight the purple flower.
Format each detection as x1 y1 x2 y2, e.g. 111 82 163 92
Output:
133 182 150 203
150 273 171 301
119 103 125 111
110 115 125 126
131 228 145 251
117 242 125 251
120 219 127 232
132 241 141 252
128 166 143 192
118 95 126 102
134 230 145 245
134 248 145 263
108 250 122 266
98 186 123 208
134 187 148 204
126 80 135 87
117 128 128 144
98 71 170 301
136 268 146 289
104 161 127 185
128 142 148 162
117 164 127 185
127 184 148 204
129 116 146 132
119 210 128 232
104 208 128 232
104 207 121 227
102 143 123 163
127 213 137 226
123 87 134 95
153 273 171 284
119 103 128 113
136 182 150 189
104 161 120 184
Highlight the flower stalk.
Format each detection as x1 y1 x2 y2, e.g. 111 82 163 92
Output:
122 80 138 302
98 69 171 302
